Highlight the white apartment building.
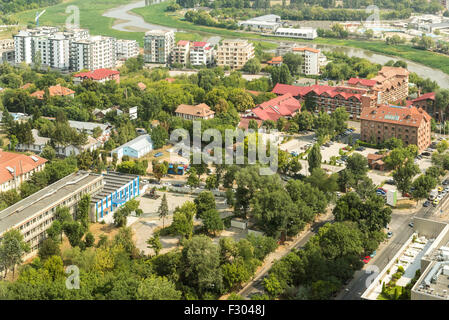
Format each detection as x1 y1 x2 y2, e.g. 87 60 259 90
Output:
216 39 254 70
292 47 321 75
144 30 175 64
274 27 318 40
190 41 214 66
172 40 190 66
70 35 117 71
116 39 140 60
13 27 89 70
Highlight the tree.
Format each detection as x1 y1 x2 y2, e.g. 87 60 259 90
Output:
194 191 216 220
437 139 449 154
84 232 95 248
282 52 303 76
296 111 314 131
308 143 322 174
40 145 56 160
242 58 261 74
151 126 169 149
435 89 449 122
38 238 61 261
205 175 218 190
181 235 223 297
137 276 182 300
147 234 163 256
345 153 368 181
186 168 200 189
153 162 168 182
331 107 349 134
393 161 420 195
0 229 30 278
412 174 437 200
171 201 196 240
158 194 169 228
202 209 224 236
62 221 84 247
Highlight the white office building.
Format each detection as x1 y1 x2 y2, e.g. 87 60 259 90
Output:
116 39 140 60
238 14 282 32
274 27 318 40
70 35 117 71
144 30 175 64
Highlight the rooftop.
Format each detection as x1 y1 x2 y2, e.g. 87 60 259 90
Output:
111 134 153 153
30 85 75 99
360 104 431 128
0 172 102 236
251 93 301 122
73 68 119 81
0 151 48 185
175 103 215 118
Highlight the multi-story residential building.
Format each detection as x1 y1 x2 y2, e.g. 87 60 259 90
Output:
172 40 190 66
216 39 254 70
360 104 431 152
272 83 377 119
175 103 215 120
144 30 175 64
292 47 321 75
0 151 47 193
190 41 214 66
14 27 89 70
13 27 58 64
70 35 117 71
0 39 14 64
116 39 139 60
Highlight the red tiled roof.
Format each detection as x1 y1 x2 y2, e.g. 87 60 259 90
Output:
268 56 283 65
238 118 262 130
347 78 377 87
292 47 320 53
192 42 207 47
251 93 301 121
74 68 119 81
412 92 435 102
360 104 431 128
175 103 215 118
246 90 263 96
31 84 75 99
0 151 47 185
272 84 366 101
164 78 176 83
177 40 189 46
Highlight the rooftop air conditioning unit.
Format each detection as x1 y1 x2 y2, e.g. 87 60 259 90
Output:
31 155 39 162
6 166 14 173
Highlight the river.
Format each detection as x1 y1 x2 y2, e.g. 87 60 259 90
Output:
103 1 449 88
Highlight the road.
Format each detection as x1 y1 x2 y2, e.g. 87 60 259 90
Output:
238 217 332 299
337 174 449 300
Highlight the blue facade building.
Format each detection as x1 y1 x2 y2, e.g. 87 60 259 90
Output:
91 172 140 222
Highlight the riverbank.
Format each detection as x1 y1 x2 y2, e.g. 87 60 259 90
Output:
134 2 449 76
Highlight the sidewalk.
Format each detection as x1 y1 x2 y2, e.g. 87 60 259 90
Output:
220 208 334 300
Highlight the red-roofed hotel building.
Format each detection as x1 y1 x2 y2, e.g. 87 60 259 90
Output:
360 104 431 152
73 68 120 84
272 83 377 119
244 93 301 122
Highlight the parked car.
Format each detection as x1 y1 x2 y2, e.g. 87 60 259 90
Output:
363 256 371 264
409 222 414 228
423 200 431 207
387 231 393 238
421 152 431 157
386 179 396 185
154 152 163 157
443 179 449 186
370 251 377 258
433 199 440 206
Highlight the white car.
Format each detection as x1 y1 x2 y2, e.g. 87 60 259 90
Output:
437 194 444 200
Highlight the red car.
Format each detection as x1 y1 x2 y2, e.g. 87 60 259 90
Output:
363 256 371 264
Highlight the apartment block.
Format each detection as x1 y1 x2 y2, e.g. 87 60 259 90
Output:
172 40 190 66
360 104 431 152
292 47 321 75
14 27 89 70
190 41 214 66
116 39 140 60
70 35 117 71
144 30 175 64
0 39 14 64
216 39 254 70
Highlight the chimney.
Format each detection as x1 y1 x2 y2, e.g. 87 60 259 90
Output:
417 88 421 97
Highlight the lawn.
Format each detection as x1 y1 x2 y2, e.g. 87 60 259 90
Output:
13 0 147 44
